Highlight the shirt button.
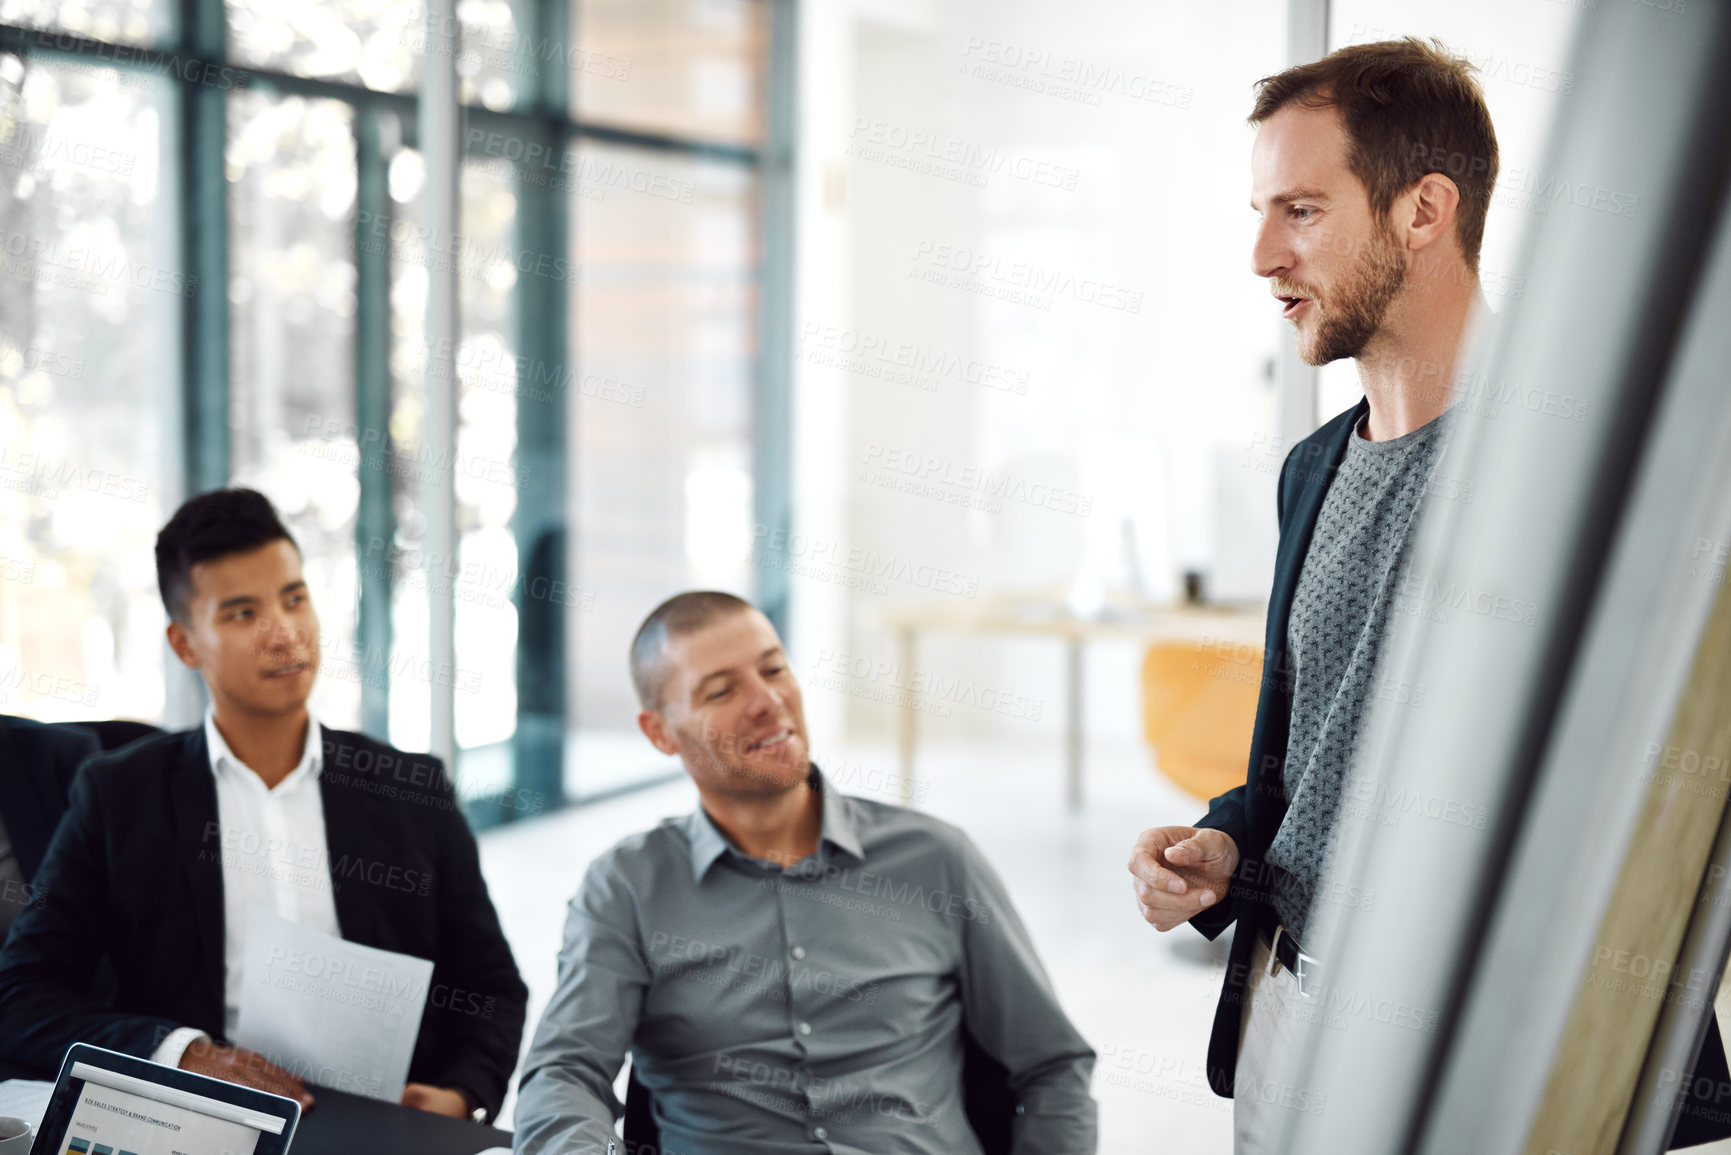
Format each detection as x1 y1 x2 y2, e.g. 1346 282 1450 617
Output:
814 1126 828 1141
791 946 806 960
797 1021 812 1036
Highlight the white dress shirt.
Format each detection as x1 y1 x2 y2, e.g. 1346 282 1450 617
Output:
152 708 341 1067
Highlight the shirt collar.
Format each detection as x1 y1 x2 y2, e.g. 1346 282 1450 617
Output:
683 807 733 883
684 764 866 883
203 706 323 791
815 767 865 862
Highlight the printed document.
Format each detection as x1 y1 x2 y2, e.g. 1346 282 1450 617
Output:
234 907 433 1101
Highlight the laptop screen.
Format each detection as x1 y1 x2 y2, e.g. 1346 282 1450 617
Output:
32 1047 296 1155
57 1062 281 1155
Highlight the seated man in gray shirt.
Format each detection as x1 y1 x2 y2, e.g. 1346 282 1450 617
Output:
514 591 1096 1155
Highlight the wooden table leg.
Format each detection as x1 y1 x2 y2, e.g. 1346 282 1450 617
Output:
1066 635 1083 810
898 626 918 806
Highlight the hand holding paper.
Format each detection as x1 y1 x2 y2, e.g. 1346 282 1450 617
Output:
234 907 435 1102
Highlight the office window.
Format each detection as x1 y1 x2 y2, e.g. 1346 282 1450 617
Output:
451 159 519 760
569 142 758 794
226 90 362 728
225 0 518 104
225 0 418 92
0 0 168 45
0 56 175 722
383 145 430 752
380 152 521 780
454 0 520 111
572 0 768 145
0 0 781 820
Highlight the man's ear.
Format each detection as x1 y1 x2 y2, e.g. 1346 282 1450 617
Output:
638 708 680 756
1402 171 1462 255
166 620 201 670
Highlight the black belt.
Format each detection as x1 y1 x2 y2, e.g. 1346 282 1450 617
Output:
1268 923 1321 998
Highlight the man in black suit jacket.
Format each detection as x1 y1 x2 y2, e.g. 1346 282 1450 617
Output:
0 489 526 1123
0 715 98 940
1126 39 1729 1151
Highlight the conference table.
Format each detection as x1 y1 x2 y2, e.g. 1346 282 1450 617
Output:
0 1080 512 1155
291 1087 511 1154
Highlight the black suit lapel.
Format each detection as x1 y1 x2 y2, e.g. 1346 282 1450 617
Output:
318 727 374 945
1267 398 1370 656
168 729 227 1029
1252 398 1370 820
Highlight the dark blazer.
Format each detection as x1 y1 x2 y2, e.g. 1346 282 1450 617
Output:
1187 399 1731 1147
0 714 99 884
0 724 528 1119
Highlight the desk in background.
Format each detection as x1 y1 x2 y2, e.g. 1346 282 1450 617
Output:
880 592 1264 810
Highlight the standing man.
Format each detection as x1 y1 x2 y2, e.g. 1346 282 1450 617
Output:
1128 36 1729 1151
1131 47 1488 1142
0 488 527 1122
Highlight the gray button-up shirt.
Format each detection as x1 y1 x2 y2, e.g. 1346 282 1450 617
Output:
514 772 1096 1155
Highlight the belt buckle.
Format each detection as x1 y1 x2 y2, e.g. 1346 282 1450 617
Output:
1291 944 1319 999
1271 924 1319 999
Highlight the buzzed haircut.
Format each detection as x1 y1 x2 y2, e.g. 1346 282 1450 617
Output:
1249 37 1499 271
155 488 299 624
630 591 757 710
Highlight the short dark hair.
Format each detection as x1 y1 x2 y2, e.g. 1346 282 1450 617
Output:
156 488 299 623
630 590 757 709
1249 37 1499 271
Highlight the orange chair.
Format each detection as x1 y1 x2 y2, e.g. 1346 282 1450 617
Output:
1141 640 1262 803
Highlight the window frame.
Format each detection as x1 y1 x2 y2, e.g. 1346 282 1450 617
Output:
0 0 794 827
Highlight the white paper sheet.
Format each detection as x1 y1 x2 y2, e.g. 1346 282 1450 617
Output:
0 1078 53 1134
234 906 434 1102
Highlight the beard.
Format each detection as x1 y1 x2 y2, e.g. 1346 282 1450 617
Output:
1292 223 1407 366
676 716 811 796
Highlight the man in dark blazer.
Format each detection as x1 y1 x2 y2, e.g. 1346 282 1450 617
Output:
0 715 98 941
1126 39 1729 1151
0 488 526 1123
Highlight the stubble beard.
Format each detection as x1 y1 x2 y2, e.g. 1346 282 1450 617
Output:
680 720 810 796
1296 223 1408 367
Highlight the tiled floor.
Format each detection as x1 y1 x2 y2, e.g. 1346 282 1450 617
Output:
477 736 1236 1153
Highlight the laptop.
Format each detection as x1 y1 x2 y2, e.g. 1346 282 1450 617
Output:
30 1044 299 1155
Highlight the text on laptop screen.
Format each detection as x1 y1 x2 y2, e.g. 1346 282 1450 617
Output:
57 1065 272 1155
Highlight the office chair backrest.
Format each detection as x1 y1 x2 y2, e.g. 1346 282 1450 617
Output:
75 719 163 752
0 718 152 1033
959 1034 1014 1155
623 1027 1015 1154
